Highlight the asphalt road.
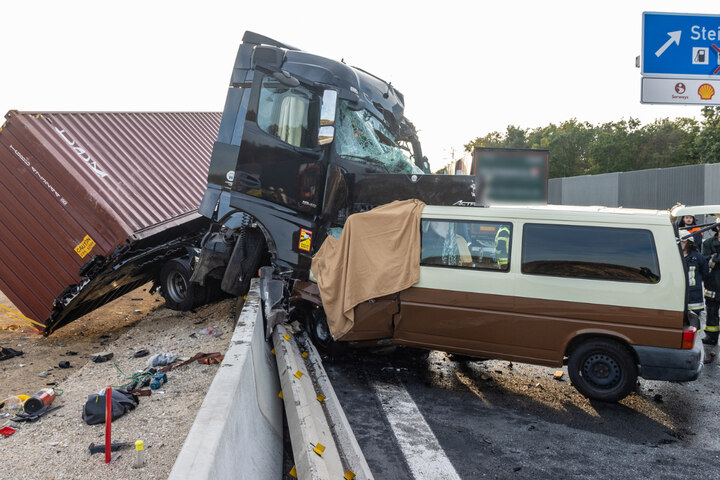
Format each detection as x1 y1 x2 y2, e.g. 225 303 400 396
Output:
325 344 720 480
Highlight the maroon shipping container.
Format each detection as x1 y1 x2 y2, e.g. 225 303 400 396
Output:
0 111 221 334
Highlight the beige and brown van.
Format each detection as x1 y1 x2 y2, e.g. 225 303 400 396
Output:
294 203 708 402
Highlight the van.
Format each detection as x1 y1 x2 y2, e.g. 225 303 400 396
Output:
293 203 710 402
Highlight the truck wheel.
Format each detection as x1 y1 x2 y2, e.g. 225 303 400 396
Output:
160 258 205 311
568 338 637 402
221 228 265 297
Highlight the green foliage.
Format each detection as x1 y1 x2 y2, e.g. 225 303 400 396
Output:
464 114 710 178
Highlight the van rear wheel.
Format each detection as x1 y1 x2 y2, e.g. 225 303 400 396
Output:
568 338 637 402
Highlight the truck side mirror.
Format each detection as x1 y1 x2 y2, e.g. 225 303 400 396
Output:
318 126 334 146
318 90 337 146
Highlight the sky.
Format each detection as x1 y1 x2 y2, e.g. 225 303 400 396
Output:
0 1 715 171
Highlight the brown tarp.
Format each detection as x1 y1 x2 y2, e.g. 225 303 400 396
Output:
311 199 425 338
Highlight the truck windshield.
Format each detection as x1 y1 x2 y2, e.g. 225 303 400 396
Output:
335 101 423 174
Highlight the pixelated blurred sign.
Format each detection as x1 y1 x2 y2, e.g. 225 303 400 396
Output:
642 12 720 105
472 147 549 205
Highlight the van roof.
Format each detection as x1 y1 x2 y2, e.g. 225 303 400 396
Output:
423 204 673 225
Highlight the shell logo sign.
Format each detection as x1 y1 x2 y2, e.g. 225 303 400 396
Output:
698 83 715 100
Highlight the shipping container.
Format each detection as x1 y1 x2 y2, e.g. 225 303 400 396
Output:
0 111 221 334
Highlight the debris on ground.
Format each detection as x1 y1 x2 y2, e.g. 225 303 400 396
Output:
0 346 23 360
91 353 114 363
553 371 564 380
146 352 178 367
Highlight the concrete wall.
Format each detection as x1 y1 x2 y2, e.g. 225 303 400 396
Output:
169 284 282 480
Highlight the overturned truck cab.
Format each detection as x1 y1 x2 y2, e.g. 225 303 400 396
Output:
194 31 474 291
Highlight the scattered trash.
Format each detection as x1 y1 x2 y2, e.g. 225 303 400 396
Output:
82 389 138 425
89 441 135 455
25 388 57 414
12 404 64 422
0 426 16 437
146 353 178 367
199 326 222 337
133 349 150 358
0 396 23 412
110 453 122 463
38 371 49 378
66 351 78 356
150 372 167 390
553 371 564 380
134 309 142 314
58 361 71 368
92 353 114 363
0 347 23 361
513 466 522 472
199 354 224 365
127 389 151 397
0 413 9 419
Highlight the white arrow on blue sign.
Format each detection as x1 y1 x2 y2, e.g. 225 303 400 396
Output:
643 12 720 77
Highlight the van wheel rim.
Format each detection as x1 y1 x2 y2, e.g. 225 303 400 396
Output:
582 353 621 388
167 271 188 302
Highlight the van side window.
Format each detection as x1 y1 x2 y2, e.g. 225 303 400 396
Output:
521 224 660 283
421 219 511 271
256 76 319 148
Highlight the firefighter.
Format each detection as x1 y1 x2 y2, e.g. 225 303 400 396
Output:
494 225 511 269
702 221 720 345
680 230 709 322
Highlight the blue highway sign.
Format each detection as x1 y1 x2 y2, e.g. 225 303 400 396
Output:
643 12 720 77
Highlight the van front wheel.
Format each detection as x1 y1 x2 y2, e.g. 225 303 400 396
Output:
568 338 637 402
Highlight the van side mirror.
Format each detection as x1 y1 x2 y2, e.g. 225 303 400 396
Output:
318 90 337 145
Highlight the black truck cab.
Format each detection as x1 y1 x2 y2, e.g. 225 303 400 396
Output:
197 32 473 286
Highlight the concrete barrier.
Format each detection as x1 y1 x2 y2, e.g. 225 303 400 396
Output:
169 281 283 480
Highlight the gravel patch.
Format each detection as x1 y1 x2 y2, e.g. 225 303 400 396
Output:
0 296 239 479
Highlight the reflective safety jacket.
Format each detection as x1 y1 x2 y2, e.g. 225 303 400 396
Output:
702 234 720 300
494 226 510 267
684 249 709 311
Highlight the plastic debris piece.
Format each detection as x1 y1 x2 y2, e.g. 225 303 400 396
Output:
0 426 16 436
133 349 150 358
146 353 178 367
553 371 564 380
91 353 114 363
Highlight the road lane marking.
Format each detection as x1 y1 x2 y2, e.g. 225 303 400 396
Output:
371 379 462 480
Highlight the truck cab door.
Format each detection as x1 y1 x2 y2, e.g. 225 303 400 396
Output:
233 73 326 215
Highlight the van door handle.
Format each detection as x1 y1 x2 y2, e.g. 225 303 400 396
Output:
235 172 262 189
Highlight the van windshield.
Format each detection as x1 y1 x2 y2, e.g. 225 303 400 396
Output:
335 101 423 175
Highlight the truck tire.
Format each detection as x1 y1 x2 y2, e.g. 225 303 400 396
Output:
160 258 206 311
221 228 265 297
568 338 637 402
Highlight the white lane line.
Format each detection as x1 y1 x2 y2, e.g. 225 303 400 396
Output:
371 379 462 480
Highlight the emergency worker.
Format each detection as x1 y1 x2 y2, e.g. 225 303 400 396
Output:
680 230 709 319
494 225 510 269
702 221 720 345
677 215 703 247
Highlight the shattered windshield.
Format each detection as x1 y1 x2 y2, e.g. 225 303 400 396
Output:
335 101 423 174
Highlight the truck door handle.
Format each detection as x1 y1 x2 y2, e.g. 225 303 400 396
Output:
235 172 262 189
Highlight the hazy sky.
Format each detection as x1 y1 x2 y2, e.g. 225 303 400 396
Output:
0 1 714 170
